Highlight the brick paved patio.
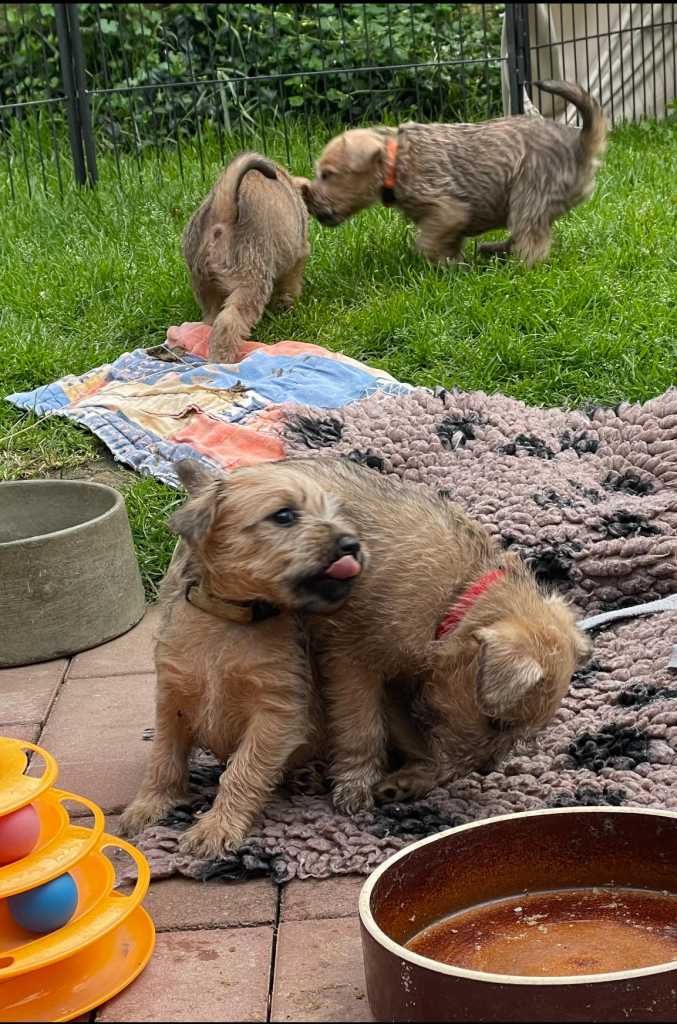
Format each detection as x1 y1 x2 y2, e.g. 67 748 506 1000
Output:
2 609 374 1022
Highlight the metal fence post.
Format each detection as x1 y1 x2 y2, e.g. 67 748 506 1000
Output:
67 4 97 186
54 3 97 186
505 3 533 115
54 3 86 185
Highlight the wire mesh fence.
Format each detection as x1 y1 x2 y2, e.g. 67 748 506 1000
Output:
2 3 676 201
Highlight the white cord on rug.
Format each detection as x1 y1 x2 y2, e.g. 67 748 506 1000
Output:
578 594 677 671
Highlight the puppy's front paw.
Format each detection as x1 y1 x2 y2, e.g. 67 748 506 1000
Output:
332 778 375 815
178 813 244 860
119 794 179 837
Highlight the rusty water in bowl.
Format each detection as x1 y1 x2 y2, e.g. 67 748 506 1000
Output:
405 886 677 977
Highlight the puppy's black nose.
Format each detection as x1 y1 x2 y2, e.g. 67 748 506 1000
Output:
336 535 361 557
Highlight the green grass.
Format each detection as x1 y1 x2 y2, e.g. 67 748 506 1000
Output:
1 121 676 596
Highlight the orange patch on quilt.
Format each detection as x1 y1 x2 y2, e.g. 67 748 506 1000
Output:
172 412 285 469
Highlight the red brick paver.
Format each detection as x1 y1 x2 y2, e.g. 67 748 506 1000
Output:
97 926 273 1022
0 657 66 731
0 722 40 743
69 607 159 678
281 875 365 921
143 877 278 932
271 917 372 1022
37 671 155 813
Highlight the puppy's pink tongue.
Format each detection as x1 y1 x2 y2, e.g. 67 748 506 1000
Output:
324 555 361 580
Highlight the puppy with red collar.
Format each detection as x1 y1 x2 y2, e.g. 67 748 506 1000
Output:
293 457 591 813
299 80 606 267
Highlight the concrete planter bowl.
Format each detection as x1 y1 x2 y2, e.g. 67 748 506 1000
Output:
0 479 145 667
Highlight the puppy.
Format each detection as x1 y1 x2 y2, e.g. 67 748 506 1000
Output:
292 457 591 812
119 459 365 857
301 80 606 266
182 152 309 363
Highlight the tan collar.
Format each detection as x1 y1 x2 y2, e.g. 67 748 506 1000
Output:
185 582 280 624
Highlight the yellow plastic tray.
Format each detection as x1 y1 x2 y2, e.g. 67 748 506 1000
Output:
0 833 149 979
0 788 104 899
0 739 58 816
0 905 155 1022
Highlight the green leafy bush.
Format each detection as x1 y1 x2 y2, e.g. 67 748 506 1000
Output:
1 3 505 155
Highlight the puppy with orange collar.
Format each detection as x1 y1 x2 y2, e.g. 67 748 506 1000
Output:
300 80 606 267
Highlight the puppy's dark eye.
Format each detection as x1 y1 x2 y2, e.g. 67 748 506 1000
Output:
320 169 334 182
269 507 298 527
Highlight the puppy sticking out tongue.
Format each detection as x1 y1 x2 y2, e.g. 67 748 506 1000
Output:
324 555 362 580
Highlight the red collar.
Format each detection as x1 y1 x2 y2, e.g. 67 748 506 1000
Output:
381 138 398 207
435 569 506 641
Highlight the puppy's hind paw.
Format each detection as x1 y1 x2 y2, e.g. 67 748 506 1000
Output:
374 771 432 804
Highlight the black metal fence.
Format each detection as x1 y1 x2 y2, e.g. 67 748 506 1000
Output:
1 3 676 199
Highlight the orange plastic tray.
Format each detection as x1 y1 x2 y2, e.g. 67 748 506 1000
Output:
0 739 58 816
0 833 150 979
0 905 155 1022
0 788 104 899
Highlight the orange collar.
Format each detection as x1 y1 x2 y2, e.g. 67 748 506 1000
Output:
381 137 398 207
435 570 506 641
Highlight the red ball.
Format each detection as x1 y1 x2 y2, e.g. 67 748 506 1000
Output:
0 804 40 865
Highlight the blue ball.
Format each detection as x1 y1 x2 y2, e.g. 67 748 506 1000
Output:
8 872 78 934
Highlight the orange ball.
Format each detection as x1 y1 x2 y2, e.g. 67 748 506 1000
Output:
0 804 40 865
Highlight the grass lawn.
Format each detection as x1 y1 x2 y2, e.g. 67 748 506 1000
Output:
2 120 676 596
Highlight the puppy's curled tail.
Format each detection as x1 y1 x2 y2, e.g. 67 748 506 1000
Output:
534 80 607 163
216 152 278 224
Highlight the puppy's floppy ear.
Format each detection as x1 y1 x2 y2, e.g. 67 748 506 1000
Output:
345 133 383 174
474 621 544 718
170 460 225 545
174 458 221 496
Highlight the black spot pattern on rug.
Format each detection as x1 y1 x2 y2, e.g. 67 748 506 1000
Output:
370 801 464 840
568 725 649 772
570 659 612 690
597 511 662 539
285 413 343 448
550 784 627 808
526 544 580 585
559 430 600 456
198 843 275 882
568 479 604 504
498 434 555 459
602 470 655 495
533 490 574 509
436 414 481 449
347 448 385 471
617 683 677 708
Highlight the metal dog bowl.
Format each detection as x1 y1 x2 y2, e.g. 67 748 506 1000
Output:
0 480 145 667
359 807 677 1022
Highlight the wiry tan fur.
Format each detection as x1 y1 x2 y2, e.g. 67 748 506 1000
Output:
182 152 310 363
291 458 592 813
300 80 607 267
119 459 365 857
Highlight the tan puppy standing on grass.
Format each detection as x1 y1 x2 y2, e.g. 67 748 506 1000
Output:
300 80 607 267
119 459 365 858
182 152 309 364
294 458 592 814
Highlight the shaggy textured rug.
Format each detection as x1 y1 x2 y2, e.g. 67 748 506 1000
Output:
122 385 677 885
